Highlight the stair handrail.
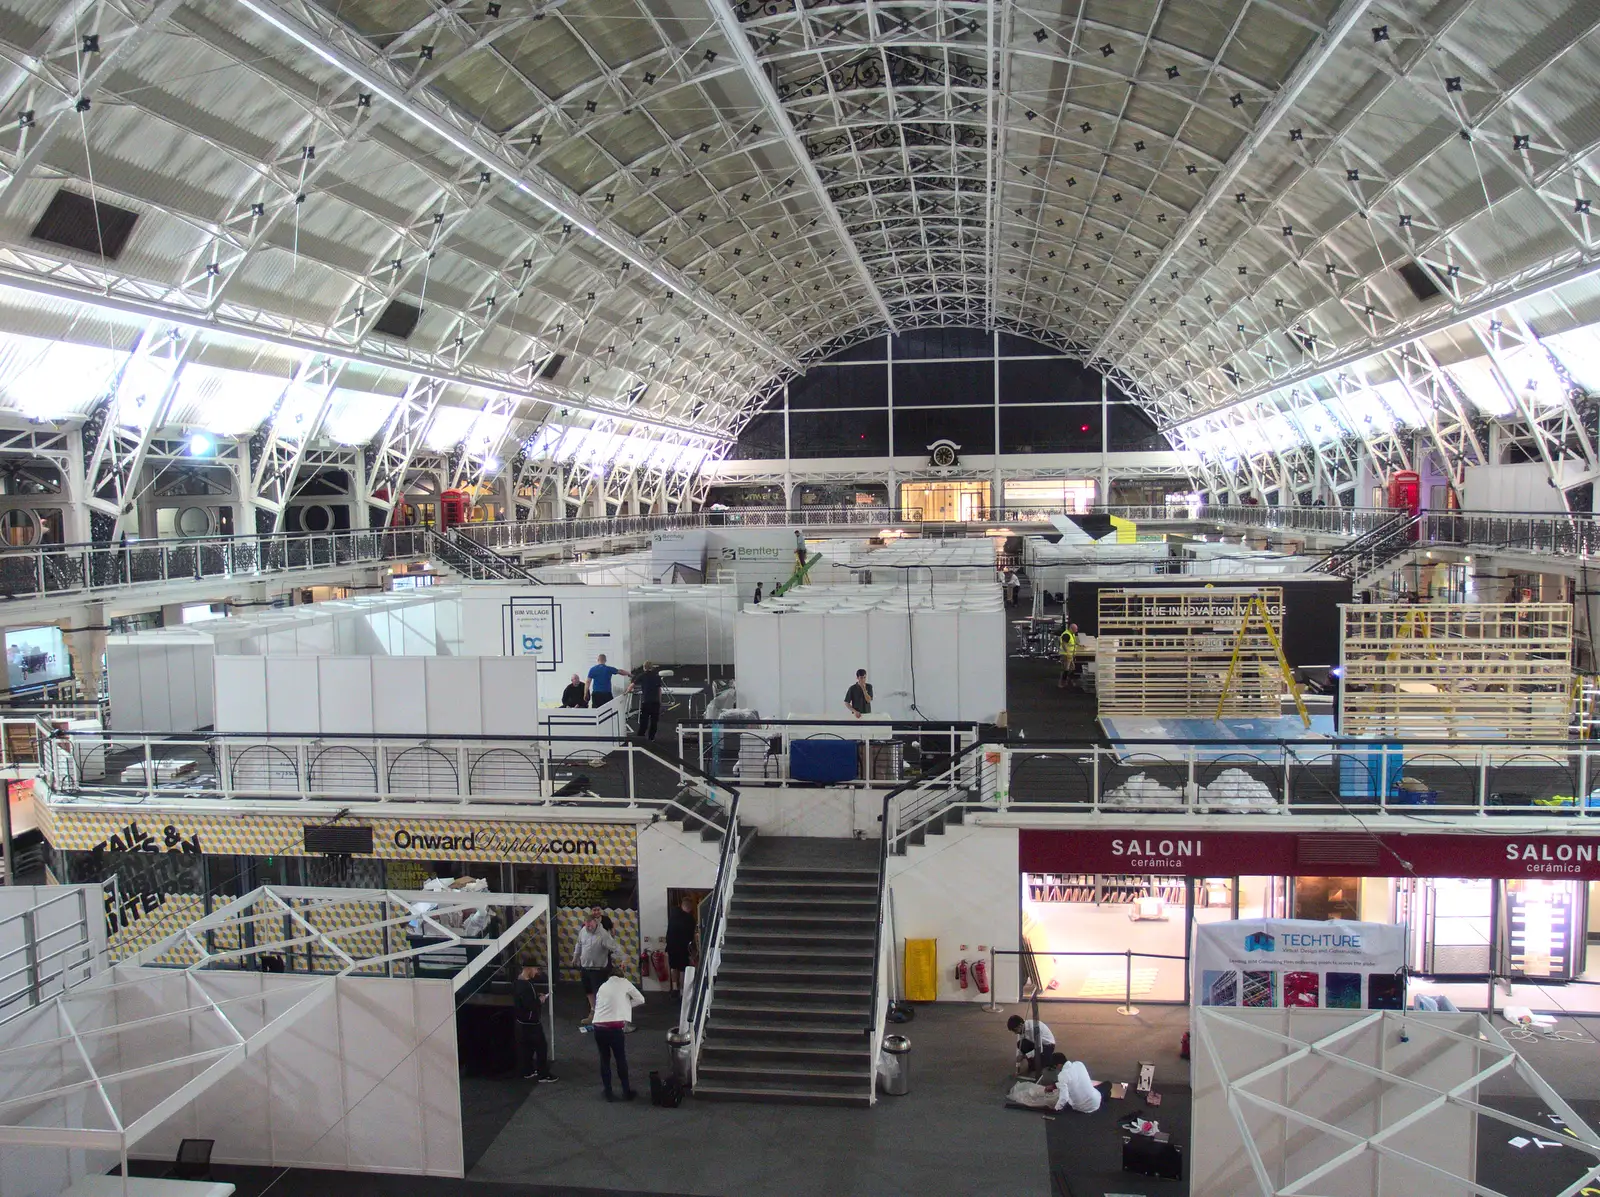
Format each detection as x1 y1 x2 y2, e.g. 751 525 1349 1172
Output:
867 738 995 1045
1311 510 1410 575
1320 511 1423 582
681 750 744 1088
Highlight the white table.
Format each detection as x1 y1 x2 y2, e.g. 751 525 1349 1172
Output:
62 1177 235 1197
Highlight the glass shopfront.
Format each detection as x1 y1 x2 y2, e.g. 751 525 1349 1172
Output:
1018 831 1600 1004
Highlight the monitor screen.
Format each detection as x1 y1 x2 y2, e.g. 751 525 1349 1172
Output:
5 625 69 691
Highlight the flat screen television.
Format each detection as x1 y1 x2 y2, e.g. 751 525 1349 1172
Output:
5 625 69 692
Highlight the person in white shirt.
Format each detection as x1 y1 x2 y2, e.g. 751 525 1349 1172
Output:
1052 1058 1102 1113
1007 1014 1057 1074
590 966 646 1101
1007 1053 1102 1113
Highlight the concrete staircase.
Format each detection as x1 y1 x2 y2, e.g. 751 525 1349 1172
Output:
695 837 879 1106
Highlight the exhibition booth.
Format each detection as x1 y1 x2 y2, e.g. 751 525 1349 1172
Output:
0 885 549 1197
1018 829 1600 1005
732 583 1006 722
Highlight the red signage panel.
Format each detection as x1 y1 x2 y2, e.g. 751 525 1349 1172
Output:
1019 829 1600 880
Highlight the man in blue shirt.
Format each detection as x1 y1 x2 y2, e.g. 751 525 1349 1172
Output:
585 654 629 707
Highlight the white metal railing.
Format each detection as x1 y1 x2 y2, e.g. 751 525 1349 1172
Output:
0 527 433 601
36 724 701 809
685 783 741 1087
675 721 979 789
0 885 100 1027
995 739 1600 816
1098 503 1396 538
458 506 927 554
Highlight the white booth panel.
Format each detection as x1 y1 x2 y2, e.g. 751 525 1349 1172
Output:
372 657 428 735
164 646 200 732
823 616 871 716
318 658 375 734
397 604 434 656
106 644 142 730
960 608 1006 722
480 658 539 736
779 615 828 716
193 644 215 726
213 657 267 732
137 645 175 731
733 615 780 718
265 657 321 734
425 657 482 735
867 610 910 718
911 612 960 720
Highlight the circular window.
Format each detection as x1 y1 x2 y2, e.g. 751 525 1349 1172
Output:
300 503 334 533
175 506 213 537
0 509 39 547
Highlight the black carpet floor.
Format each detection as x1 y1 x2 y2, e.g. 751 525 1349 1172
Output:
1042 1085 1191 1197
1476 1096 1600 1196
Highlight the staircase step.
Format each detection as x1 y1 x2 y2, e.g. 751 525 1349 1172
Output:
721 945 874 962
724 931 875 952
692 1082 870 1108
735 896 879 914
739 866 879 885
738 876 878 891
700 1042 867 1068
716 979 870 998
728 911 877 926
698 1061 864 1086
707 1019 865 1041
710 1001 869 1024
718 962 873 980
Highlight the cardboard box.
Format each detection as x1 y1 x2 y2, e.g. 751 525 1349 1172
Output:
1137 1062 1155 1092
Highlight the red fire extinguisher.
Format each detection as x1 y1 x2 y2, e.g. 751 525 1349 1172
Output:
640 946 651 978
956 959 969 990
973 958 990 994
652 949 669 983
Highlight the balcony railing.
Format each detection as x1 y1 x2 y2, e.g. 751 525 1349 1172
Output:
457 506 927 552
0 528 432 601
992 739 1599 817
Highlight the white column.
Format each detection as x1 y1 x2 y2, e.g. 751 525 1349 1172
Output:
1099 373 1111 506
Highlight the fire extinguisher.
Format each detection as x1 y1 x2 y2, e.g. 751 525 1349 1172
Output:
973 958 990 994
640 946 651 978
956 959 969 990
652 949 669 983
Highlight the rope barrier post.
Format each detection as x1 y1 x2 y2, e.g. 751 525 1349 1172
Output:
1117 950 1139 1017
981 945 1002 1013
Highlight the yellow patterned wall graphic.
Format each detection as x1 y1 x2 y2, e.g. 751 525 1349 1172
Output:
45 809 637 868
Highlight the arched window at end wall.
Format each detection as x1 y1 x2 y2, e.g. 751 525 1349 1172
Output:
730 329 1169 460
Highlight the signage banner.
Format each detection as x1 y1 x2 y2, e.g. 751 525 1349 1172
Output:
1020 829 1600 881
1193 918 1407 1011
504 597 562 670
40 807 636 868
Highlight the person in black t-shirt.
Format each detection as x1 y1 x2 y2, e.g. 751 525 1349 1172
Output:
844 668 873 718
632 661 663 740
560 673 586 708
513 964 557 1082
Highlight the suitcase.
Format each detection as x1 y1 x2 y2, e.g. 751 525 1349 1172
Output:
1122 1133 1183 1179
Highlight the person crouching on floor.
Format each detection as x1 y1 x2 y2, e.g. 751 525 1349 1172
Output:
1008 1052 1103 1113
1007 1013 1056 1075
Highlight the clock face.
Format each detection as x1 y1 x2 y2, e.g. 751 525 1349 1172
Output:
932 444 956 467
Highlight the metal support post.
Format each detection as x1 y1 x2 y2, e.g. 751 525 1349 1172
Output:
1117 950 1139 1017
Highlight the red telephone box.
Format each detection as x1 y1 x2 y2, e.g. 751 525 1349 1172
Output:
1387 471 1420 515
440 489 469 528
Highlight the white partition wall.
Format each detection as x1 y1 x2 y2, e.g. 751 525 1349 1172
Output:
127 971 463 1176
733 585 1005 721
628 585 736 666
1190 1007 1600 1196
215 655 541 735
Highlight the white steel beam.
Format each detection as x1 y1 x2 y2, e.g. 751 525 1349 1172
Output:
1090 0 1378 357
228 0 799 372
705 0 894 332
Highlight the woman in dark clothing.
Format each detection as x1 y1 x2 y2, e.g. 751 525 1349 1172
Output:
665 895 697 995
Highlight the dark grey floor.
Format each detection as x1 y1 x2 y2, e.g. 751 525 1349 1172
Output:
470 997 1056 1197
